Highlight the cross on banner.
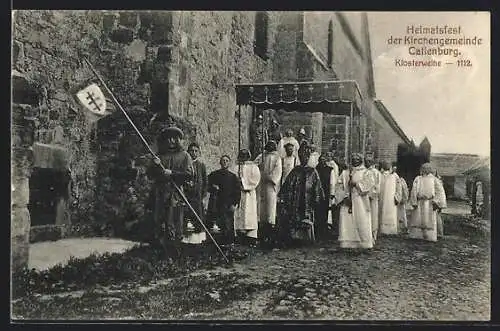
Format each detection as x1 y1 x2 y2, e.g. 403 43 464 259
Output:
76 83 108 117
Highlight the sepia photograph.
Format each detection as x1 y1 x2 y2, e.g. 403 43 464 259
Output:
10 10 490 321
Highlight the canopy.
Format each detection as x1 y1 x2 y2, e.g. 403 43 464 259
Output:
235 80 362 114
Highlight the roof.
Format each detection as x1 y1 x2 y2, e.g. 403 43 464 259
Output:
373 100 412 146
420 137 431 147
430 153 484 177
235 80 362 114
463 156 490 174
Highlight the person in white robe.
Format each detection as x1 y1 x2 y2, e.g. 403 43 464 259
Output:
435 171 445 238
379 161 402 235
475 180 484 217
408 163 447 242
306 143 321 168
255 141 283 247
281 143 299 186
334 153 375 250
393 162 409 233
364 155 381 243
232 149 261 246
278 129 300 159
325 154 340 234
326 152 339 180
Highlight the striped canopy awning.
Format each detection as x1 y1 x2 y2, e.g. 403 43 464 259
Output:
235 80 362 114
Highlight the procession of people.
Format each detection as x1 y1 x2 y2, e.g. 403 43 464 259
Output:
148 118 448 258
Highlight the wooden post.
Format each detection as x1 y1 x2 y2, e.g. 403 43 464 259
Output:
349 103 353 164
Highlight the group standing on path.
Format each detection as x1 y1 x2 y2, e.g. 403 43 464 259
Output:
146 122 448 259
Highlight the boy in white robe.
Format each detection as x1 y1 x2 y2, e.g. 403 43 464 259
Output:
435 171 445 238
364 155 381 243
393 162 409 233
379 161 402 235
233 149 261 246
408 163 447 242
334 153 375 250
255 140 283 247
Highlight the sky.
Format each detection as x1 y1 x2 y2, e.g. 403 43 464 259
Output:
367 12 490 156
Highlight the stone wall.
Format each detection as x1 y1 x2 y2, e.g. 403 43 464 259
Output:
12 10 159 240
371 104 407 163
303 12 374 100
13 10 105 226
11 101 36 273
322 114 348 164
167 11 285 173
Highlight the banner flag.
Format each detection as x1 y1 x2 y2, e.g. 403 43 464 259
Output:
75 83 115 122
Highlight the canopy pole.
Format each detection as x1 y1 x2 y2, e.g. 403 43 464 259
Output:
349 103 353 164
261 108 265 159
238 105 242 181
238 105 241 156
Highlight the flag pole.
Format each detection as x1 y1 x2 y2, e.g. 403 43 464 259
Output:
83 58 230 264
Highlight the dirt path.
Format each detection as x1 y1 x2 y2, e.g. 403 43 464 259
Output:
13 207 490 321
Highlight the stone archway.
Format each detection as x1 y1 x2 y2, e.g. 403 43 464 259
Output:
29 143 71 227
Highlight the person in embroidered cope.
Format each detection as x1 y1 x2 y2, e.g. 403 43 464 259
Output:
408 163 447 242
335 153 375 251
277 143 324 247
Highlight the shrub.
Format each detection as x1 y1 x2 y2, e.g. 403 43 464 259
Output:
12 243 249 299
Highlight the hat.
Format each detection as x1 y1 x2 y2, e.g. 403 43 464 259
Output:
160 126 184 139
351 153 363 161
238 148 252 161
380 160 391 170
420 162 434 175
265 140 277 152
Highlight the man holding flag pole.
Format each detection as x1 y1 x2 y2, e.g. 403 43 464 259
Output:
74 57 230 264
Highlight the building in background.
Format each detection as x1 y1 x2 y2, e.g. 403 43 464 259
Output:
430 153 486 200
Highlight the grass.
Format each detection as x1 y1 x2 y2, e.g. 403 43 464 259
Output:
12 243 249 299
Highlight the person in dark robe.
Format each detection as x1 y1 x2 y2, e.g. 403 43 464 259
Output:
206 155 242 245
147 125 194 258
277 143 324 247
250 114 268 160
297 127 308 148
183 142 208 244
268 118 282 144
315 154 336 242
